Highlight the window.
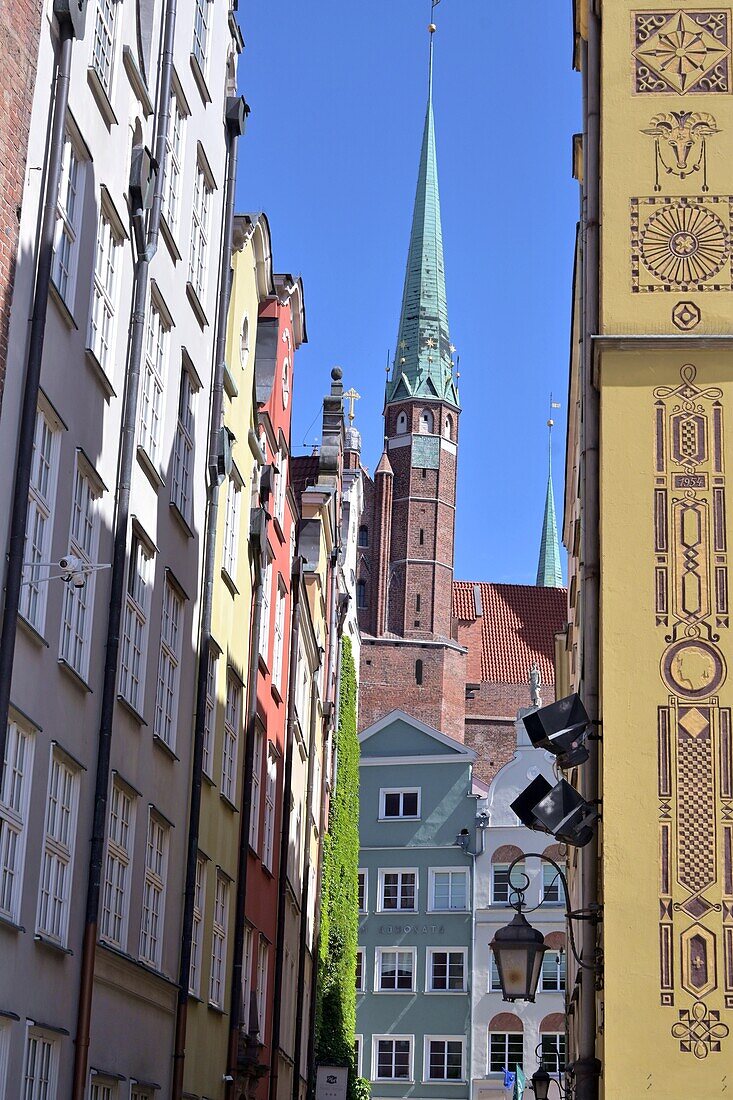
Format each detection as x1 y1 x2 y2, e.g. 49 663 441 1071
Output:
354 1036 363 1078
222 471 241 579
162 92 185 234
425 1038 464 1081
540 1034 566 1074
274 451 287 526
492 862 525 906
542 863 563 906
20 407 60 632
415 659 423 685
272 584 286 692
88 207 122 374
91 0 118 96
154 579 183 749
0 1022 9 1098
356 579 367 610
396 411 408 434
59 462 101 679
282 360 290 409
357 869 367 914
119 534 153 713
259 558 272 662
189 160 212 302
91 1077 117 1100
376 947 415 992
36 750 79 944
22 1029 59 1100
192 0 212 73
380 788 420 820
52 134 84 306
490 955 502 992
138 296 169 465
419 409 434 434
241 925 253 1029
374 1037 412 1081
263 746 277 871
249 726 263 850
222 673 240 802
172 367 197 523
190 855 206 996
101 779 135 947
203 648 217 778
139 811 168 968
419 529 424 547
294 640 311 735
355 947 365 993
429 869 468 912
256 939 268 1035
489 1032 523 1075
378 869 417 912
0 720 35 923
240 316 250 369
210 873 229 1008
541 951 566 992
358 525 368 548
428 948 466 992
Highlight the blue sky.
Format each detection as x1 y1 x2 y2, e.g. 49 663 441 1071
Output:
235 1 581 584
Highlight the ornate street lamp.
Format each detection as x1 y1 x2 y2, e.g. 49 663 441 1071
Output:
530 1068 552 1099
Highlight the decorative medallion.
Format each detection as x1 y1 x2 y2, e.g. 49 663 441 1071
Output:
632 197 732 292
642 111 720 191
662 640 727 696
633 11 732 95
673 301 702 329
671 1000 730 1056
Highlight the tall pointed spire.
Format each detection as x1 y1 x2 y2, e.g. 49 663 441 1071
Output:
386 16 459 409
536 406 563 588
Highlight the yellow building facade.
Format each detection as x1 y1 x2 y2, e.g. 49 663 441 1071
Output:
564 3 733 1096
183 215 274 1099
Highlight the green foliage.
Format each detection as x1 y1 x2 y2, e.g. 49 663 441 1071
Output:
314 637 367 1100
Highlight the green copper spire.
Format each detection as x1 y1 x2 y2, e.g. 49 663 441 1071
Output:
536 414 563 588
386 23 459 409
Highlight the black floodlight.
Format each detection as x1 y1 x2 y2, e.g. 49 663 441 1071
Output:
489 909 548 1002
511 777 598 848
522 693 591 769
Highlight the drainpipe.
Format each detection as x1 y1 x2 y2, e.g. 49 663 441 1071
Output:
171 95 247 1100
71 0 176 1092
574 3 602 1098
0 3 77 784
269 557 303 1100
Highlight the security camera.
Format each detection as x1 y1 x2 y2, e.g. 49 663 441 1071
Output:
59 553 83 573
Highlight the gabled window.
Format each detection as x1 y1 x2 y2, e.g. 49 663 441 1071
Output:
263 746 277 871
429 868 468 912
119 533 154 713
91 1076 117 1100
36 749 80 945
138 295 170 465
139 810 168 969
355 946 365 993
249 726 263 851
154 578 184 749
192 0 212 75
101 779 135 947
20 407 60 633
492 862 524 906
425 1037 464 1081
272 582 286 692
88 205 122 375
59 460 101 679
209 872 229 1008
162 91 186 235
373 1036 412 1081
22 1028 60 1100
376 947 415 992
357 869 367 914
0 720 35 923
541 950 566 992
222 470 242 580
172 365 198 524
489 1031 523 1074
189 854 206 996
378 869 417 912
379 788 420 820
202 648 217 779
91 0 119 97
52 133 85 307
427 948 466 992
222 672 240 802
189 158 213 303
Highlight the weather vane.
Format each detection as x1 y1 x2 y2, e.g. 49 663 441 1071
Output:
344 387 361 424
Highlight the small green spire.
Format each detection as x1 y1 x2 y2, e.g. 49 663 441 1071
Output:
536 410 563 588
386 21 459 409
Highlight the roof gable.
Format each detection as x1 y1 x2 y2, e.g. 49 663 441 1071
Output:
359 709 475 762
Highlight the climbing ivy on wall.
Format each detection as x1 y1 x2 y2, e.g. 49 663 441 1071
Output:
314 636 369 1099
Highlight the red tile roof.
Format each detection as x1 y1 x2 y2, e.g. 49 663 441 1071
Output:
453 581 567 686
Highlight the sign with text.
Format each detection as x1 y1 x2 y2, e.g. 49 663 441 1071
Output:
316 1065 348 1100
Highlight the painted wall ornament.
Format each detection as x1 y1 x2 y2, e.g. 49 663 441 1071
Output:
642 111 720 191
633 10 732 95
672 301 702 329
631 196 732 292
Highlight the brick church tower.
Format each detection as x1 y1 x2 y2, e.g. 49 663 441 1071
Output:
357 25 467 740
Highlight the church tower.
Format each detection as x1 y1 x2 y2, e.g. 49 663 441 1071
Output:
358 19 467 739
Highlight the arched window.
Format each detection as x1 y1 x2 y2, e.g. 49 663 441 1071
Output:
282 359 290 409
540 936 566 993
240 315 250 369
443 414 453 440
491 846 525 906
539 1014 566 1074
420 409 434 434
358 525 369 548
396 411 408 434
357 580 367 609
488 1014 523 1075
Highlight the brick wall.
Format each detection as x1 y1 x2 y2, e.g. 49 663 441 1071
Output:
464 679 558 786
0 0 43 404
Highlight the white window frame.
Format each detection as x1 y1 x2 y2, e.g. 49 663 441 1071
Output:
488 1031 523 1076
357 868 367 914
262 745 277 871
171 364 198 524
209 872 229 1008
20 405 61 633
36 747 80 945
249 725 263 851
59 458 101 680
52 132 85 308
258 556 272 664
90 1076 118 1100
281 360 290 409
540 1033 566 1075
22 1026 60 1100
90 0 119 98
271 581 286 693
423 1036 465 1083
354 1035 362 1079
426 946 467 993
154 578 184 750
274 448 287 525
355 946 365 993
379 787 421 821
222 469 242 581
428 867 469 912
138 293 170 467
372 1035 413 1083
203 646 217 779
377 868 418 913
242 924 253 1029
189 853 206 996
256 939 268 1036
100 778 136 948
489 953 503 992
162 88 187 235
541 950 566 993
139 810 168 969
192 0 212 74
541 863 564 906
492 862 525 906
375 946 416 993
88 202 123 376
119 532 154 714
0 719 35 924
189 157 213 303
222 671 241 803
